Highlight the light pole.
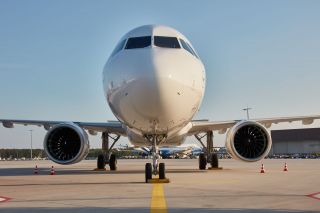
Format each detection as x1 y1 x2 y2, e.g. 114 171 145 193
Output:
29 130 33 160
242 106 252 120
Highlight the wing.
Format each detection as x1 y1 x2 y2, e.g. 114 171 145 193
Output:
188 115 320 134
0 119 126 136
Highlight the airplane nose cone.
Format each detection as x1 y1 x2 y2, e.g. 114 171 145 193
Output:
105 48 205 133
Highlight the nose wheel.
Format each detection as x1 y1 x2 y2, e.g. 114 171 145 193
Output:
145 163 152 182
145 162 166 183
159 163 166 179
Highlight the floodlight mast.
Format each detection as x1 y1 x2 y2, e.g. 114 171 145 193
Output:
242 106 252 120
28 130 33 160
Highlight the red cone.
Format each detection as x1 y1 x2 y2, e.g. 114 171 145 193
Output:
283 162 288 171
260 163 265 173
50 166 55 175
34 165 38 174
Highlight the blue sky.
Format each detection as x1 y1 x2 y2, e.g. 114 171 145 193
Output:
1 0 320 148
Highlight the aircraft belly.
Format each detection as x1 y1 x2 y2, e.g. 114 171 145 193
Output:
107 79 202 134
128 127 187 147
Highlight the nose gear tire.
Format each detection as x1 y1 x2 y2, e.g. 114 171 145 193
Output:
145 163 152 183
159 163 166 179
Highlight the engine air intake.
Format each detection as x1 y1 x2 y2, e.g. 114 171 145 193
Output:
234 125 268 159
226 121 272 162
44 123 89 165
46 127 81 161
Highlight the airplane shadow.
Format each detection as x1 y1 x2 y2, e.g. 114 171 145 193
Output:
0 207 317 213
0 181 146 187
0 167 206 177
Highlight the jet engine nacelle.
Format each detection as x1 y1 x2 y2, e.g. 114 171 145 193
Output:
225 121 272 162
44 123 90 165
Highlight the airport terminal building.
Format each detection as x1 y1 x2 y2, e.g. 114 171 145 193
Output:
270 128 320 154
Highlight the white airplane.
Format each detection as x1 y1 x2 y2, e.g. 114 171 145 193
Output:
132 143 201 159
1 25 320 182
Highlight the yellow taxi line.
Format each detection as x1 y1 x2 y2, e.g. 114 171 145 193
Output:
150 183 167 213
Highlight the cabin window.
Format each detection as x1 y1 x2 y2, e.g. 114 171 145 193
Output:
154 36 180 48
125 36 151 49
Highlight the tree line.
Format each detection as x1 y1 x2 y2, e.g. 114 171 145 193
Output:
0 149 140 159
0 149 45 159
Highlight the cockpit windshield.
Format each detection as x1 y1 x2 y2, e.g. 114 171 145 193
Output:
179 38 198 58
154 36 180 48
125 36 151 49
122 35 198 60
110 39 126 57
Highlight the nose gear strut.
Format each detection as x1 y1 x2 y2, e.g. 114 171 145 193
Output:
151 137 160 175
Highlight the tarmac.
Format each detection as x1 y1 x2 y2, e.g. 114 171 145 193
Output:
0 159 319 213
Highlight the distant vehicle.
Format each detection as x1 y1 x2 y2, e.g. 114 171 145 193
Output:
2 25 320 182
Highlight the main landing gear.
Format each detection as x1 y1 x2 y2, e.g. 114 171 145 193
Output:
144 135 167 183
97 132 120 171
195 131 221 170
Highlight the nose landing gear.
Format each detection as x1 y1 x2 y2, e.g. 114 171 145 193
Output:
144 134 169 183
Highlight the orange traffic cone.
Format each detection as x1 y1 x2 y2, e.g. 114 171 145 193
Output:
260 163 265 173
34 165 39 174
50 166 55 175
283 162 288 171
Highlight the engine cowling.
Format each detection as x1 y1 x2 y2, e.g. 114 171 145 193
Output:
225 121 272 162
44 123 90 165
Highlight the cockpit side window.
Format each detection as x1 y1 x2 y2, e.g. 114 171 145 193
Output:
110 39 126 57
179 38 198 58
154 36 181 48
125 36 151 49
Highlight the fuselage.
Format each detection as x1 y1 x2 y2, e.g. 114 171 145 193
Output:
103 25 206 146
